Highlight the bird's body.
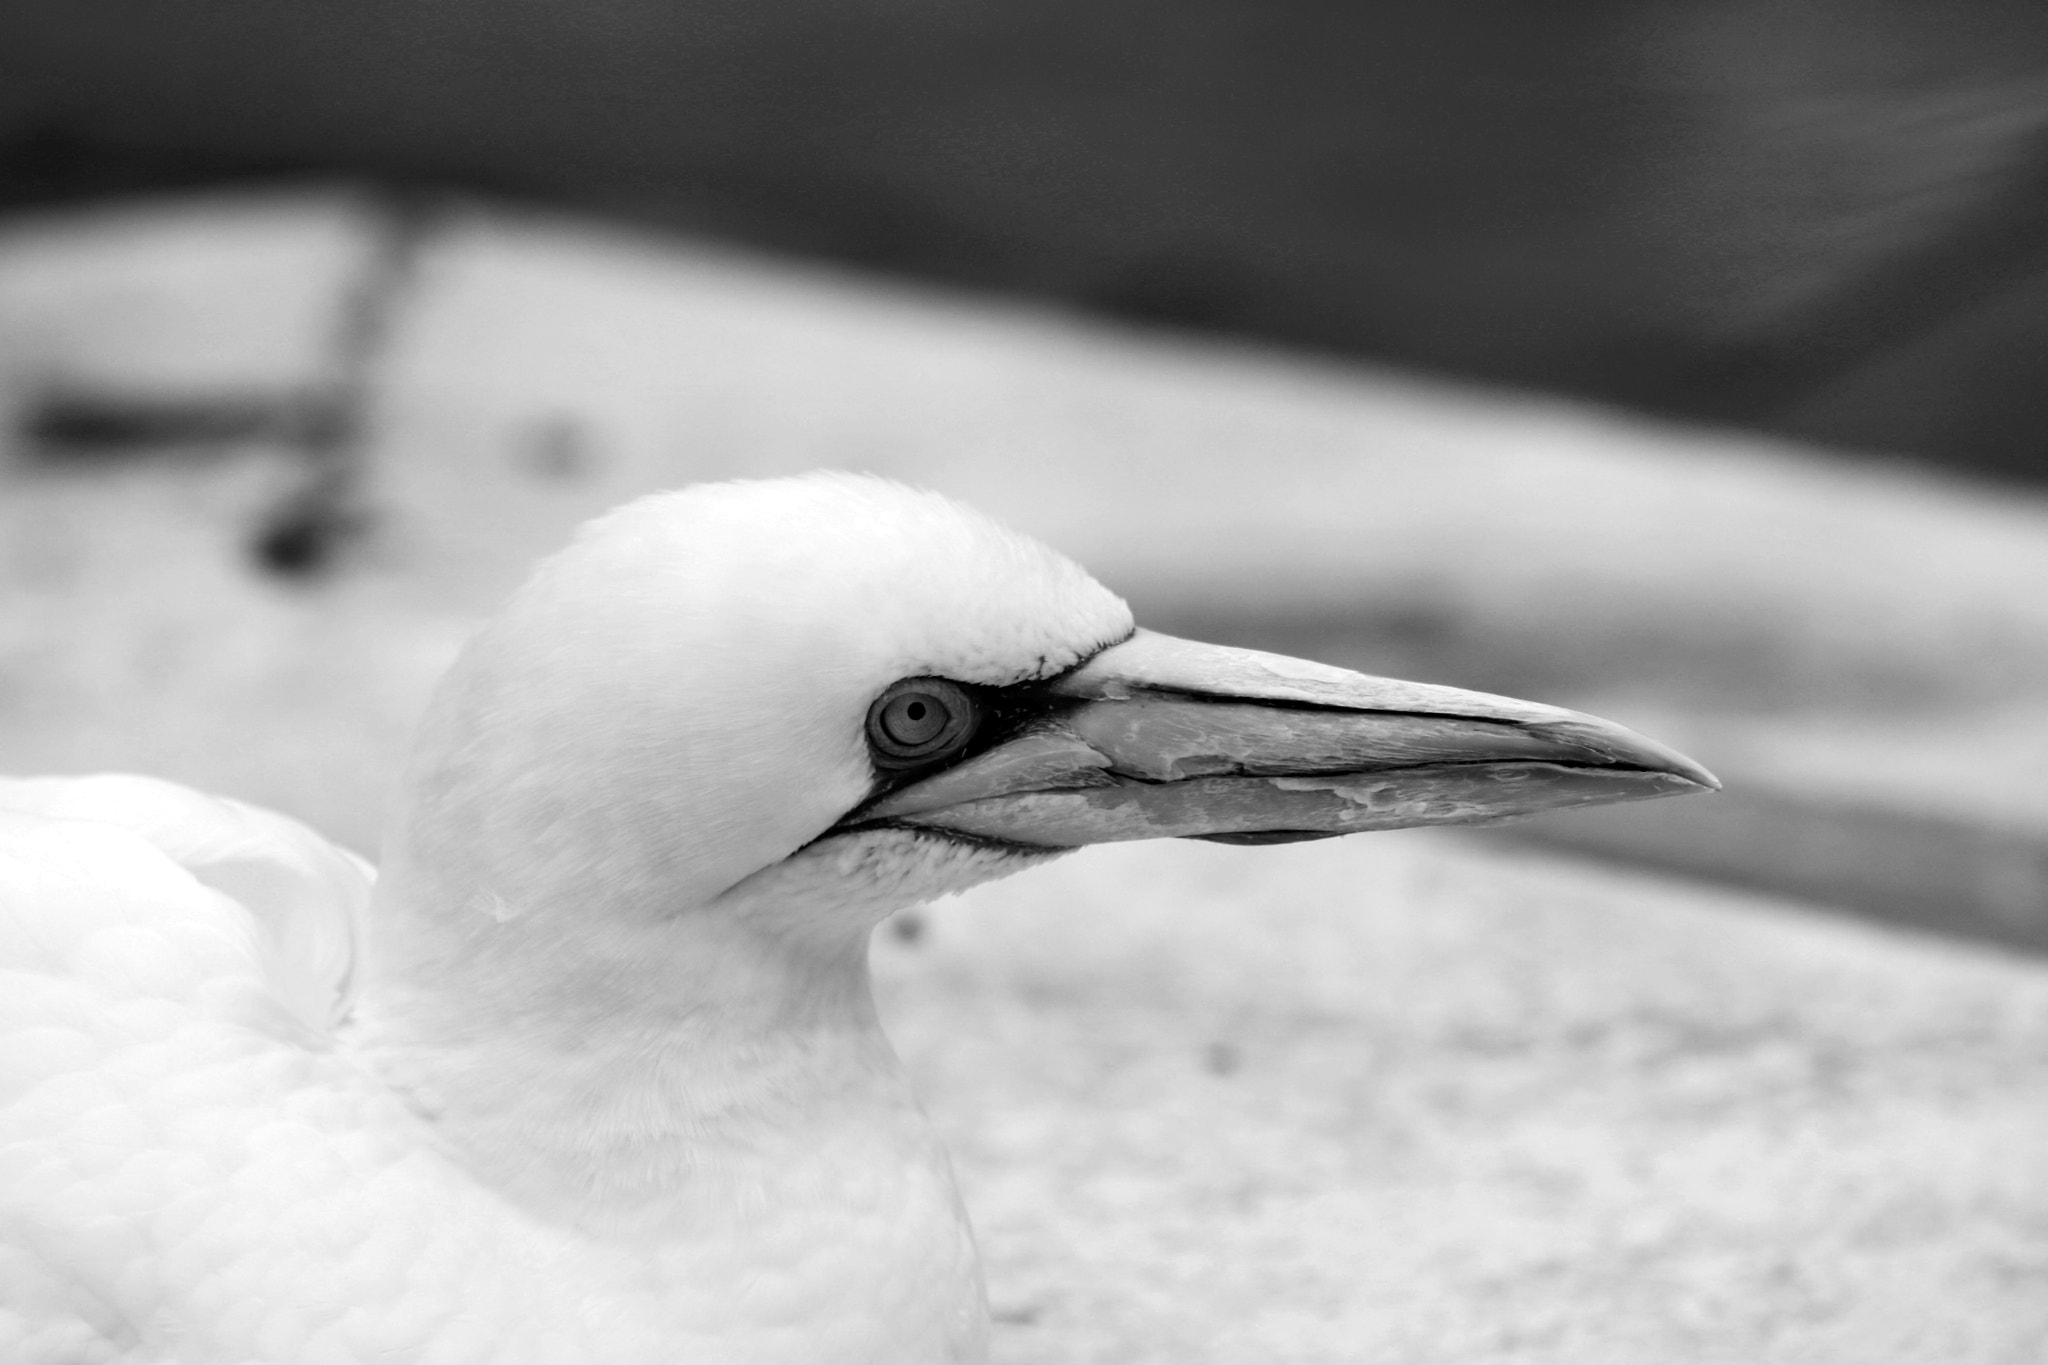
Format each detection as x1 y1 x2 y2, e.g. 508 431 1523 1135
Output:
0 475 1713 1363
0 787 984 1364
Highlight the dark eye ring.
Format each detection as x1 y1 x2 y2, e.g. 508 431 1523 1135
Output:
866 678 979 769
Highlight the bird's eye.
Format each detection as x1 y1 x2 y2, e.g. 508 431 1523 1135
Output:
866 678 979 769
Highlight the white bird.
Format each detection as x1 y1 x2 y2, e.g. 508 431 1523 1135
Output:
0 473 1714 1364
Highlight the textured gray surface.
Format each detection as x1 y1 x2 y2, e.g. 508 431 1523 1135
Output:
886 838 2048 1363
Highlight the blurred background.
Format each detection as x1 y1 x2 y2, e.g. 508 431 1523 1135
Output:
8 0 2048 478
4 4 2048 1359
3 0 2045 948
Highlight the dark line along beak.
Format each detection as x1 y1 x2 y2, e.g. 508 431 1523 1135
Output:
848 630 1719 849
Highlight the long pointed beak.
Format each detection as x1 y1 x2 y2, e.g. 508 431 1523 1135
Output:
856 630 1718 848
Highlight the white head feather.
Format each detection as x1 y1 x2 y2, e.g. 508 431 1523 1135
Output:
350 474 1132 1221
381 473 1129 929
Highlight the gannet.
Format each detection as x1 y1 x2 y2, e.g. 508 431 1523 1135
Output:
0 473 1715 1364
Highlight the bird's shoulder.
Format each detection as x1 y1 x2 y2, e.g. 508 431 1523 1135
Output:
0 773 369 1037
0 775 546 1360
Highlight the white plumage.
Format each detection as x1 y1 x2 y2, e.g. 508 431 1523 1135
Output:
0 474 1712 1363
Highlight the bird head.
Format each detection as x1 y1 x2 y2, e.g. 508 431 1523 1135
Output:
376 472 1714 981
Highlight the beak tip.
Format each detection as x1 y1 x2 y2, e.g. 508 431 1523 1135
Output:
1562 714 1719 796
1643 745 1721 795
1659 767 1721 797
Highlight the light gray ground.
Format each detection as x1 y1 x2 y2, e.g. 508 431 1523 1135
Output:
886 838 2048 1363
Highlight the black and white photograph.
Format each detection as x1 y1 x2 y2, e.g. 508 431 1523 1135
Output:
1 3 2044 1361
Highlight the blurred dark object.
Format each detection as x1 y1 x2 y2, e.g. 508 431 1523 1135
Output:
4 0 2048 481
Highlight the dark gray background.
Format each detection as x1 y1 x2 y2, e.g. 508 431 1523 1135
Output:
6 0 2047 482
